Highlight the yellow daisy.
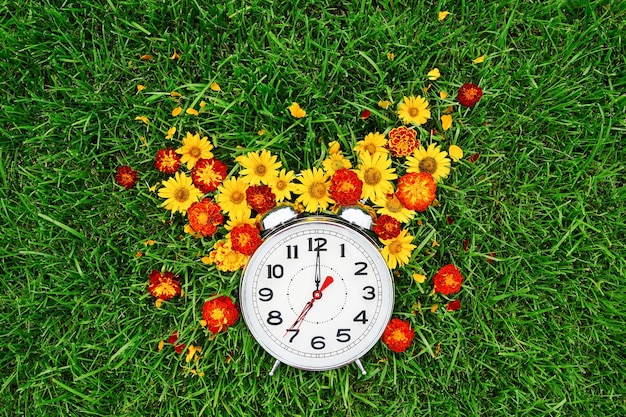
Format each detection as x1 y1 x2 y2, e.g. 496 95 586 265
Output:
293 168 333 212
321 152 352 174
224 211 257 232
380 229 417 269
236 149 282 185
216 176 251 219
158 172 203 215
354 132 388 156
355 152 397 202
373 192 416 224
406 143 451 182
176 132 214 169
397 95 431 126
268 169 296 202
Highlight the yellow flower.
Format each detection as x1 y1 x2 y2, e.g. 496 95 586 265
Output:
176 132 214 169
397 95 431 126
165 126 176 139
427 68 441 80
268 169 297 202
293 168 333 212
441 114 453 131
373 193 415 223
206 239 248 272
473 54 486 64
172 107 182 117
236 149 282 185
210 81 221 92
288 102 306 118
448 145 464 162
186 107 199 116
406 143 451 182
438 11 451 21
356 152 397 201
354 132 388 157
217 176 251 219
439 90 448 99
137 84 146 92
158 172 203 215
380 230 417 269
224 211 256 232
378 100 393 109
321 152 352 174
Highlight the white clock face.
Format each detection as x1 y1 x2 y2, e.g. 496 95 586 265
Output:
240 217 394 371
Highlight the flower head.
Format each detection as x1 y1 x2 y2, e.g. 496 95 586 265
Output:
396 172 436 212
188 199 223 237
192 158 228 193
268 169 296 202
355 152 397 202
447 299 462 311
354 132 388 157
217 176 251 219
155 147 181 174
288 102 306 118
205 239 248 272
433 264 463 295
406 143 451 182
245 184 276 214
373 214 402 240
382 318 414 353
115 166 138 190
373 193 415 223
293 168 333 212
147 270 181 301
329 169 363 206
158 172 204 215
202 296 239 334
458 83 483 107
387 126 419 157
397 95 431 126
230 223 262 255
380 229 416 269
236 150 282 185
321 152 352 174
176 132 214 169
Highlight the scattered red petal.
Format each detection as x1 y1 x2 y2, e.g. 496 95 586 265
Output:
361 109 371 120
488 251 496 264
462 239 469 252
446 215 454 225
468 153 480 163
446 299 461 311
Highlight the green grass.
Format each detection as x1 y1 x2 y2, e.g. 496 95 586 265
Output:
1 0 625 415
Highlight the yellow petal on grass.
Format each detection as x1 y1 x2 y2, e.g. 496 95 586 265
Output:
441 114 453 131
210 82 221 92
413 273 427 284
427 68 441 81
157 340 165 351
186 107 199 116
140 136 148 147
135 116 150 125
257 129 266 135
165 126 176 139
439 90 448 99
199 100 207 108
172 107 182 117
140 54 153 61
144 239 156 246
449 145 464 162
378 100 392 109
288 102 306 118
137 84 146 92
386 52 395 61
473 54 487 64
170 91 182 98
155 298 164 308
170 50 180 60
438 11 451 21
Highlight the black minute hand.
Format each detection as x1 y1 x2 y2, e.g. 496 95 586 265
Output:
314 249 321 291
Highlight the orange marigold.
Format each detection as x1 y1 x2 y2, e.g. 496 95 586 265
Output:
230 224 262 255
155 147 181 174
188 199 224 237
202 296 239 334
373 214 402 240
329 169 363 206
147 270 181 301
245 184 276 214
387 126 419 157
382 318 414 353
115 165 138 190
396 172 436 212
192 158 228 193
433 264 463 295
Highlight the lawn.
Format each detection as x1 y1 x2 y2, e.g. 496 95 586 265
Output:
1 0 625 416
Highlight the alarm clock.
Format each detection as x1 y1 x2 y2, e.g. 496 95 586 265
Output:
239 206 394 375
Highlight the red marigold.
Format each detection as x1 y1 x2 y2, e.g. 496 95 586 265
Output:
147 270 181 301
373 214 402 240
387 126 419 157
329 169 363 206
188 199 224 237
382 318 414 353
396 172 436 212
230 223 262 255
155 147 181 174
245 184 276 214
115 165 138 190
192 158 228 193
446 299 462 311
202 296 239 334
361 109 371 120
433 264 463 295
458 83 483 107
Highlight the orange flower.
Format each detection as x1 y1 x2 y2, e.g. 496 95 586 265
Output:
433 264 463 295
329 169 363 206
155 148 181 174
202 296 239 334
230 224 262 255
373 214 401 240
458 83 483 107
387 126 419 157
192 158 228 193
396 172 436 212
188 199 223 237
147 270 181 301
382 318 414 353
245 184 276 214
115 166 138 190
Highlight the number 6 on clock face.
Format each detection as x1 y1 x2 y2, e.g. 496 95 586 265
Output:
240 217 394 372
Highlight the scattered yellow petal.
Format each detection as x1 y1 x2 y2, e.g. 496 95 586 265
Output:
449 145 464 162
172 107 182 117
170 50 180 60
444 105 454 114
186 108 199 116
438 11 451 21
135 116 150 125
378 100 392 109
165 126 176 139
328 141 341 155
257 129 266 136
434 342 441 357
199 100 207 108
439 90 448 99
135 251 142 258
199 319 207 327
473 54 487 64
148 183 158 192
288 102 306 118
137 84 146 92
140 54 153 61
170 91 182 97
386 52 395 61
417 219 423 226
413 273 427 284
427 68 441 80
431 239 440 247
424 83 432 93
201 256 211 264
157 340 165 351
210 81 221 92
185 345 197 363
144 240 156 246
431 303 439 313
140 136 148 147
155 298 164 308
441 114 453 131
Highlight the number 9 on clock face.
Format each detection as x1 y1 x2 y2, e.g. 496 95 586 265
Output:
240 217 394 371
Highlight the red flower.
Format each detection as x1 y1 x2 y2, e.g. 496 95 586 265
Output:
155 147 181 174
361 109 371 120
382 318 414 353
373 214 402 240
433 264 463 295
329 169 363 206
387 126 419 157
245 184 276 214
115 165 138 190
230 224 262 255
458 83 483 107
396 172 436 212
446 299 461 311
192 158 228 193
147 270 181 301
188 198 223 237
202 296 239 334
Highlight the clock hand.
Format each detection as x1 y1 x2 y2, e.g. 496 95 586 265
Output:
285 276 334 335
314 249 321 291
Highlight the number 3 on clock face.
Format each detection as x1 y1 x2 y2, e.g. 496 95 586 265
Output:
240 217 394 372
